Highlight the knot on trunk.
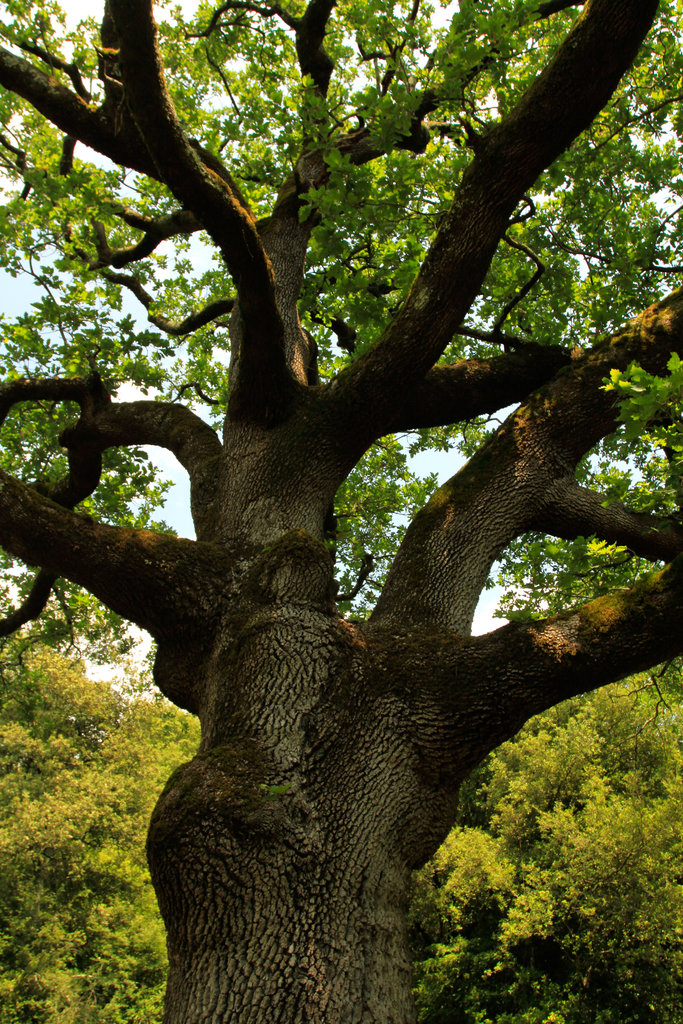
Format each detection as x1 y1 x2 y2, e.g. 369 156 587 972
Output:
245 529 335 611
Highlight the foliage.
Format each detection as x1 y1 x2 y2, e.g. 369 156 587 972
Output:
0 644 199 1024
0 0 682 617
409 671 683 1024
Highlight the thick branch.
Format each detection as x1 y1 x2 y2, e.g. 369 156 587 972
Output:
110 0 295 424
331 0 659 442
369 553 683 779
64 398 223 541
387 343 571 432
0 468 227 642
475 553 683 737
1 377 222 541
370 288 683 634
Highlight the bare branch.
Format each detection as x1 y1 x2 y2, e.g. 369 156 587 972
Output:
189 0 298 39
92 208 201 268
101 269 234 336
0 570 56 638
17 40 91 101
387 343 572 432
337 552 374 603
491 233 545 341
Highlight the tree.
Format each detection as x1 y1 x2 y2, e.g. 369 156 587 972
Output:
408 676 683 1023
0 0 682 1019
0 644 199 1023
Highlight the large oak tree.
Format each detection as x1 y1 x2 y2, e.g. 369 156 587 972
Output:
1 0 683 1020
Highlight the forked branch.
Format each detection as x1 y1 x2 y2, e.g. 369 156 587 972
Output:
371 289 683 634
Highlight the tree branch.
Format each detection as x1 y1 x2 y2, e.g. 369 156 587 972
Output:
93 209 200 268
387 343 571 432
329 0 659 444
368 552 683 781
17 40 91 101
0 570 56 638
0 45 157 177
295 0 337 96
101 269 234 337
0 468 228 646
109 0 295 425
533 479 683 562
66 398 224 541
475 552 683 738
370 288 683 635
1 376 223 541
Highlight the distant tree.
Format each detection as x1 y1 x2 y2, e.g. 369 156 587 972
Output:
1 1 683 1019
409 676 683 1024
0 646 199 1024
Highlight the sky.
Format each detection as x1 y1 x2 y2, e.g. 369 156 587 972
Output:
0 0 506 635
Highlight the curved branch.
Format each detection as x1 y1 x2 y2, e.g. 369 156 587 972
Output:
101 269 234 336
0 569 56 638
190 0 298 39
0 468 228 643
1 377 223 541
0 376 95 426
94 208 200 268
370 289 683 634
330 0 659 443
17 40 91 101
109 0 294 425
491 233 545 340
67 398 224 541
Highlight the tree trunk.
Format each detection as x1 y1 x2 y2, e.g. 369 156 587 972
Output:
148 534 461 1024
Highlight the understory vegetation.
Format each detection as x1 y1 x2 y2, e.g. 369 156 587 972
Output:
1 645 680 1024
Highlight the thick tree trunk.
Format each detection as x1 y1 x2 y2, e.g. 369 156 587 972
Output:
149 769 418 1023
147 534 461 1024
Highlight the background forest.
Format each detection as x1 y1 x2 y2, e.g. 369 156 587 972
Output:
1 637 681 1024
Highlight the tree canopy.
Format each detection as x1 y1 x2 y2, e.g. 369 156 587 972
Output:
0 0 682 631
